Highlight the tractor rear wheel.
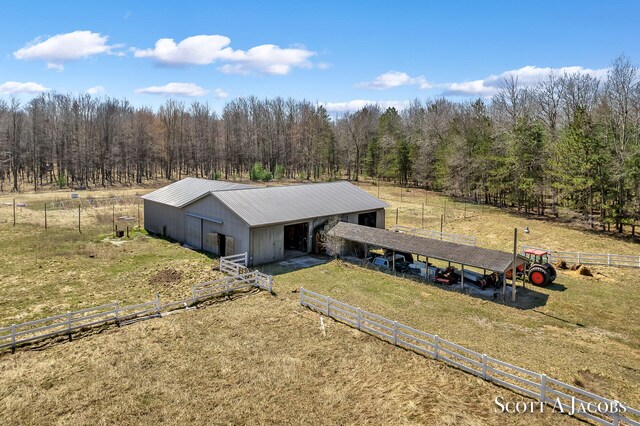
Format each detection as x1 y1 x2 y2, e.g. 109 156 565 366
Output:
528 266 549 286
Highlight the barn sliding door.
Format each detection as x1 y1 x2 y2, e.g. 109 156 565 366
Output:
185 216 202 250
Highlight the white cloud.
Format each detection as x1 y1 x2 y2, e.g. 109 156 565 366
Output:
321 99 411 114
440 65 609 97
357 71 432 90
133 35 316 75
133 35 233 65
218 44 315 75
214 88 229 99
134 82 208 97
14 31 121 70
86 86 105 95
0 81 49 95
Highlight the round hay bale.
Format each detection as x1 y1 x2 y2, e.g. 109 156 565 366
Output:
554 260 568 269
570 263 581 271
579 266 593 277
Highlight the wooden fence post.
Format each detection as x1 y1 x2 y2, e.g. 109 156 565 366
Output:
299 288 303 306
115 302 120 326
540 374 547 404
11 324 16 353
244 252 248 266
326 296 331 317
395 208 399 225
433 335 440 360
356 308 362 330
393 321 398 345
482 354 488 380
67 311 72 341
44 202 47 230
268 275 273 293
224 277 230 293
155 293 161 315
78 205 81 234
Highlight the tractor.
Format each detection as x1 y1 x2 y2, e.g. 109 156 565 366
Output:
507 249 557 286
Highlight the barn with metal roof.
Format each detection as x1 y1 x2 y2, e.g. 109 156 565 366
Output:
142 178 388 265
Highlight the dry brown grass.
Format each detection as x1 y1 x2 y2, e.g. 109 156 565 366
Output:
0 181 638 424
0 292 580 425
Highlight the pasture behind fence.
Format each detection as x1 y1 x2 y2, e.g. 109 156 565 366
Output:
1 195 143 232
299 288 639 426
390 225 477 246
1 253 272 354
522 245 640 269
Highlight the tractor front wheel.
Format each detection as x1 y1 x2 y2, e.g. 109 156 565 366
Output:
528 266 549 286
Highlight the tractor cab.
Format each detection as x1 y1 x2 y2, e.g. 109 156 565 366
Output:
524 248 550 265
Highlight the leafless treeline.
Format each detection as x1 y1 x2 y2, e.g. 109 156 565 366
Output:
0 56 639 227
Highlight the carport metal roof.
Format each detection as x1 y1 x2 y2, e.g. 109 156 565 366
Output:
330 222 526 273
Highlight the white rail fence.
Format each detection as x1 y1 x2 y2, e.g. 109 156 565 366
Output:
522 246 640 269
390 225 477 246
299 288 639 426
1 253 272 354
220 253 249 275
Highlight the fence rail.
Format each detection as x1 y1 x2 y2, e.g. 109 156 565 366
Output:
220 253 249 276
522 246 640 269
299 288 639 426
1 253 272 354
390 225 476 246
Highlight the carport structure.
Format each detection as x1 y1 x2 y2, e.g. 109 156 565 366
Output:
329 222 528 299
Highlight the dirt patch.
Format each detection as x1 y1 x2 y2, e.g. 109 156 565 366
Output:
573 369 608 396
149 268 183 286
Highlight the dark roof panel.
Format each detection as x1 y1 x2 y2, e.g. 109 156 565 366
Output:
330 221 526 273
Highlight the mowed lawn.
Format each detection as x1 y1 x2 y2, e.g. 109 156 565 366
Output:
0 182 638 424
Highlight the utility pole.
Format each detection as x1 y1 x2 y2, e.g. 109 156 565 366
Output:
512 228 518 302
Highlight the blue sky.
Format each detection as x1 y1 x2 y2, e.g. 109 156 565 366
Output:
1 0 638 112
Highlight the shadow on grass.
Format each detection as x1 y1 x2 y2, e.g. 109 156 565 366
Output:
544 282 568 292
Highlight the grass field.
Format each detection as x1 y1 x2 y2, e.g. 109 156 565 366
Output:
0 180 638 424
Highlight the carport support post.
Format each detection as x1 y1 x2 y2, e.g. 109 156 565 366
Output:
392 250 396 273
502 273 507 299
512 228 517 302
461 264 465 290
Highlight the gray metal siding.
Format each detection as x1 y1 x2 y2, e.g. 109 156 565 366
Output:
143 200 185 241
186 195 250 256
250 225 284 265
